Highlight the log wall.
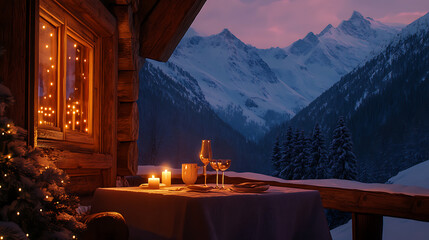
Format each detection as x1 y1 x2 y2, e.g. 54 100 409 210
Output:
111 0 143 176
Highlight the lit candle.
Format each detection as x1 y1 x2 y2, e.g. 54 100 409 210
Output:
148 175 160 189
162 170 171 187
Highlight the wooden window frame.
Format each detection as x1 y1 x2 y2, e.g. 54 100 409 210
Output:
37 0 100 151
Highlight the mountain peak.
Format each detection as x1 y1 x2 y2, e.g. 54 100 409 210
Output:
350 11 364 20
318 24 333 37
219 28 235 38
338 11 372 39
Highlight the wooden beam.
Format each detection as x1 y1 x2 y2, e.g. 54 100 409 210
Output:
118 37 138 70
100 31 118 187
118 102 139 141
64 169 103 195
53 151 113 169
117 141 138 176
113 5 133 39
138 0 206 61
352 213 383 240
118 70 139 102
56 0 116 36
215 177 429 222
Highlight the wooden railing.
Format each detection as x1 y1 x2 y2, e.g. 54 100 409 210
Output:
222 176 429 240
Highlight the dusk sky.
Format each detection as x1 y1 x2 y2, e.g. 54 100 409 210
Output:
191 0 429 48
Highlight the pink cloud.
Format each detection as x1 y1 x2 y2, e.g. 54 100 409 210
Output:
191 0 429 48
376 11 427 24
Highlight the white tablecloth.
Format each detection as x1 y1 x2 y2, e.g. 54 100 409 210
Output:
91 185 332 240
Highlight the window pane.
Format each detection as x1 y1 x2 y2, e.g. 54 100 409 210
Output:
66 36 91 134
38 17 58 127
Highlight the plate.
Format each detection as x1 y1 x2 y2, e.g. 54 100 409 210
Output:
139 183 166 189
186 185 214 192
230 182 270 193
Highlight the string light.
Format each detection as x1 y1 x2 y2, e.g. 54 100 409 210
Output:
42 25 46 29
45 44 49 48
26 234 29 237
40 208 43 212
17 211 20 215
4 174 7 177
45 195 49 199
18 188 22 192
72 235 76 239
7 124 10 127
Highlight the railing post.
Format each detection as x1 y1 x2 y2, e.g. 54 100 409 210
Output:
352 213 383 240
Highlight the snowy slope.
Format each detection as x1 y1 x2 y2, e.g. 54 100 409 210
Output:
331 160 429 240
145 11 402 140
257 11 402 101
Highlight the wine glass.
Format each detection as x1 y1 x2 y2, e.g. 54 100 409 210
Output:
218 159 231 189
200 140 212 186
210 159 220 188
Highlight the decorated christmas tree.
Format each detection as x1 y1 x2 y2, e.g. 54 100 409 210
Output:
0 82 85 239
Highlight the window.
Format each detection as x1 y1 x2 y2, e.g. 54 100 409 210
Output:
38 6 96 145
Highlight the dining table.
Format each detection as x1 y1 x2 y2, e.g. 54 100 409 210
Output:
91 184 332 240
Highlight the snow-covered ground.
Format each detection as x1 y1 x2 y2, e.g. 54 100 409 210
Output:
331 160 429 240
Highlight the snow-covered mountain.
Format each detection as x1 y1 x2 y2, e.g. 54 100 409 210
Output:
283 12 429 182
144 11 402 140
257 11 402 101
331 160 429 240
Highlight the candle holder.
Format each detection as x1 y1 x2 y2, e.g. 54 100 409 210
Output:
182 163 198 185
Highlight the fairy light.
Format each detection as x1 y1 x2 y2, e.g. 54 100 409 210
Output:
4 174 7 177
40 208 43 212
26 234 29 237
45 195 49 199
42 25 46 29
18 188 22 192
45 44 49 48
17 211 20 215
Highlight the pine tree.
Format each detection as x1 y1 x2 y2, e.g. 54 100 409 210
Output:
0 83 85 239
271 136 282 176
292 131 310 180
278 127 294 179
310 123 328 179
329 117 357 180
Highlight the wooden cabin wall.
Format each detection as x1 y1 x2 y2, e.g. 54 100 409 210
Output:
110 0 144 176
0 0 36 131
0 0 119 195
